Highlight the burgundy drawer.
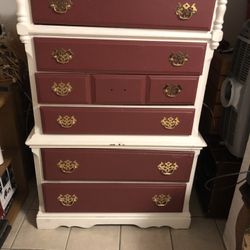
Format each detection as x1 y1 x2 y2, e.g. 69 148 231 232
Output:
148 76 198 104
35 73 92 104
31 0 216 31
36 73 198 105
43 183 186 212
40 107 195 135
34 38 206 75
42 148 194 182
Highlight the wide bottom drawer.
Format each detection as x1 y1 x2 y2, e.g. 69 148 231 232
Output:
43 183 186 213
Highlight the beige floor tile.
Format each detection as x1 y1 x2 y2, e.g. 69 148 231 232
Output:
2 209 26 249
215 219 226 236
66 226 120 250
171 218 225 250
120 226 172 250
11 210 70 250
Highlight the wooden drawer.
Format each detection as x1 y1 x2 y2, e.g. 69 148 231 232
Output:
40 107 195 135
42 148 194 182
43 183 186 212
34 38 206 75
36 73 199 105
30 0 216 31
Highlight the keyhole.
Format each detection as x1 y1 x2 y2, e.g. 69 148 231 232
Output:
123 89 127 92
110 88 113 91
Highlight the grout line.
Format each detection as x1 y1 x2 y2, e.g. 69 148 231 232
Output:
169 228 174 250
64 227 72 250
119 225 122 250
9 211 27 249
214 219 227 250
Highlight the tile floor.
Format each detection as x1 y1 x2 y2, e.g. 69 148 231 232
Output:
1 182 227 250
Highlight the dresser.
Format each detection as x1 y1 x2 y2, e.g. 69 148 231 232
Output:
16 0 227 229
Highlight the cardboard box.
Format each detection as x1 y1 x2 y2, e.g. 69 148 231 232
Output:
0 159 16 218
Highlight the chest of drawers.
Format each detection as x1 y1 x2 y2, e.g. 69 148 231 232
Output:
17 0 227 229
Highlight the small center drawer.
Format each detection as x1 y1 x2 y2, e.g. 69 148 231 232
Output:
34 38 206 75
40 106 195 135
36 73 199 105
30 0 216 31
41 148 194 182
43 183 186 213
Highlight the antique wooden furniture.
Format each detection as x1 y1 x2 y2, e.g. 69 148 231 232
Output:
16 0 227 229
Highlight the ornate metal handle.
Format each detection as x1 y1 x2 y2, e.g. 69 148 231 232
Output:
50 0 73 14
57 160 79 173
52 82 72 96
52 48 73 64
57 194 78 207
176 3 198 20
152 194 171 207
169 52 188 67
57 115 77 128
163 84 182 98
161 117 180 130
157 162 179 175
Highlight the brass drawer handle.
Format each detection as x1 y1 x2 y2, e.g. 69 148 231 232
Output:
52 82 72 96
57 115 77 128
176 3 198 20
52 48 73 64
161 117 180 130
169 52 188 67
57 194 78 207
157 162 179 175
50 0 73 14
57 160 79 173
163 84 182 98
152 194 171 207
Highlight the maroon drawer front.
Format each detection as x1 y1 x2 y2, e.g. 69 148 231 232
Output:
36 73 198 105
35 73 92 104
93 75 147 104
31 0 216 31
43 183 186 213
40 107 195 135
42 148 194 182
34 38 206 75
148 76 199 105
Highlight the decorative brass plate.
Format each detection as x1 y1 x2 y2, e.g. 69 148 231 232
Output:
50 0 73 14
176 3 198 20
163 84 182 98
57 194 78 207
152 194 171 207
57 115 77 128
57 160 79 173
52 48 73 64
157 162 179 175
161 117 180 130
51 82 72 96
169 52 188 67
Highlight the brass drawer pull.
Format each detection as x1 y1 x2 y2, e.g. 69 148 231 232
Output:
57 194 78 207
50 0 73 14
57 115 77 128
169 52 188 67
57 160 79 173
163 84 182 98
52 82 72 96
157 162 179 175
52 48 73 64
176 3 198 20
161 117 180 130
152 194 171 207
